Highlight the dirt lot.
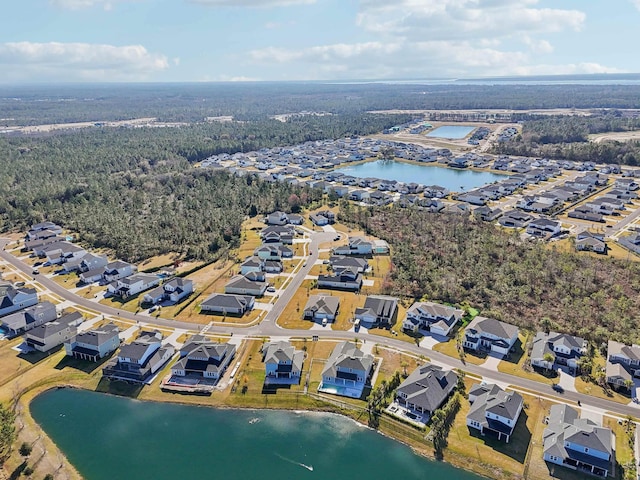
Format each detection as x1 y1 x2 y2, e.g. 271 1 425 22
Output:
590 130 640 143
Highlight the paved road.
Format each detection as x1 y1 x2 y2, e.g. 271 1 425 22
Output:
3 237 640 419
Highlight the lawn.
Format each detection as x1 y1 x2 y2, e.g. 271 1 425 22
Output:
445 381 548 480
605 416 635 478
497 333 555 385
137 252 181 272
433 338 487 366
373 347 423 386
574 352 632 404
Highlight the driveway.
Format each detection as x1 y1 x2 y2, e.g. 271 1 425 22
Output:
481 352 504 371
556 367 577 393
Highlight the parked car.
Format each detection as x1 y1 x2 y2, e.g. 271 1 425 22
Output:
267 286 276 293
552 384 564 393
32 268 39 275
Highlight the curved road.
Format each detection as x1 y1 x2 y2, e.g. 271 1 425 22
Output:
2 237 640 419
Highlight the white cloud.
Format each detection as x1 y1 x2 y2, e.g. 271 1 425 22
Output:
632 0 640 11
49 0 133 10
189 0 315 7
0 42 169 82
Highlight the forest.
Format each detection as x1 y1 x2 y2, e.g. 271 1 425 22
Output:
3 82 640 126
0 113 406 261
339 203 640 344
492 114 640 165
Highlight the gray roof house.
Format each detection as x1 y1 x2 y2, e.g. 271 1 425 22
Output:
466 383 523 443
575 231 607 254
303 295 340 323
224 274 267 297
606 340 640 388
171 336 236 382
402 301 464 337
0 281 38 318
200 293 254 316
103 330 175 384
319 341 374 399
333 237 373 256
395 364 458 423
317 267 362 291
542 404 612 477
25 311 84 353
530 331 587 371
354 295 398 329
103 261 136 283
65 322 121 361
329 255 369 273
463 316 519 356
262 340 305 385
1 301 57 336
107 273 161 299
143 277 194 305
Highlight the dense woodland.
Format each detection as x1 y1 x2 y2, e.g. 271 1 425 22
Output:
0 113 407 261
339 203 640 344
3 82 640 125
493 114 640 165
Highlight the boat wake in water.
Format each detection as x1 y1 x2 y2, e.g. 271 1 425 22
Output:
274 452 314 471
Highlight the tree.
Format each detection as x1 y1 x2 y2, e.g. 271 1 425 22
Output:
543 353 555 368
624 379 634 392
0 403 16 464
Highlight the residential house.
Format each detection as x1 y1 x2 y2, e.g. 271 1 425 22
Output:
474 206 503 222
373 239 390 254
262 340 305 385
65 322 121 361
467 383 523 443
0 282 38 317
575 231 607 254
354 295 398 329
171 335 236 382
200 293 254 315
143 277 194 305
606 340 640 388
402 301 464 337
254 244 293 261
498 210 534 228
287 214 304 225
28 221 62 237
240 256 264 276
543 404 612 477
303 295 340 323
463 316 519 356
265 211 289 225
103 330 175 383
1 301 57 336
317 267 362 291
263 260 283 273
329 255 369 273
333 237 373 256
395 364 458 421
526 218 562 237
25 311 83 353
530 331 587 372
103 261 136 283
224 274 267 296
42 241 86 265
107 273 161 299
318 341 374 398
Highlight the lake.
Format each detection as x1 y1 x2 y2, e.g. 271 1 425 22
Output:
31 388 484 480
335 160 506 191
426 125 476 139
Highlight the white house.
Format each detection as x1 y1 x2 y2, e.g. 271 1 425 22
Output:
466 383 523 443
107 273 160 299
263 340 304 385
65 322 121 361
530 331 587 371
318 341 374 399
402 301 464 337
303 295 340 323
463 316 519 356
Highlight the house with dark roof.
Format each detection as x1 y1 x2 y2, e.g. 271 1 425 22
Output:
530 331 587 372
466 383 523 443
317 267 362 291
1 301 57 336
171 336 236 383
543 404 612 477
265 211 289 226
143 278 194 305
42 241 86 265
303 295 340 323
102 260 136 283
200 293 254 316
262 340 305 385
463 316 519 356
107 273 161 299
103 330 174 383
0 282 38 318
606 340 640 388
240 256 264 276
65 322 121 361
28 221 62 237
498 210 534 228
25 311 84 353
354 295 398 329
526 218 562 237
318 341 374 398
254 244 293 261
395 364 458 423
473 206 503 222
402 301 464 337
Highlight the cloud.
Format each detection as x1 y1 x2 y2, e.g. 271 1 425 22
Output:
188 0 315 7
0 42 169 82
49 0 132 10
632 0 640 11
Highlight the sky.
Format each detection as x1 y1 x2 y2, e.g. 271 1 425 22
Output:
0 0 639 83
